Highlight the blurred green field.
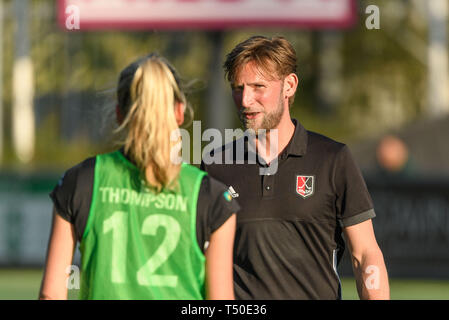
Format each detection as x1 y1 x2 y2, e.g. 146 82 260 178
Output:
1 269 448 300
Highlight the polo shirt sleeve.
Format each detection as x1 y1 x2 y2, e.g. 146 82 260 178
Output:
334 145 376 227
49 157 96 241
50 166 79 224
196 175 240 253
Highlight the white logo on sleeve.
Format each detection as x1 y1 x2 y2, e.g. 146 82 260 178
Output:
228 186 239 198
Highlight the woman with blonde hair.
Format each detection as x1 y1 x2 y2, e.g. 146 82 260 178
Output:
39 54 237 300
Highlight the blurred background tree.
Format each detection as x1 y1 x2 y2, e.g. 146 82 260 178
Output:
0 0 440 172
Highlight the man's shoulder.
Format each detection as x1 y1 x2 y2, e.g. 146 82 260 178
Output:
202 136 247 167
213 136 245 154
306 130 347 155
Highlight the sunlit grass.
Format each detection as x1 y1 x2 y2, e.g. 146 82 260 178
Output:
0 269 448 300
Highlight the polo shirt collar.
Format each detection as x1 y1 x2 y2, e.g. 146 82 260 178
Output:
242 118 308 163
282 118 308 157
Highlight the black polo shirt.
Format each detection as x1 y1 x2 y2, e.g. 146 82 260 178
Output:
201 119 376 300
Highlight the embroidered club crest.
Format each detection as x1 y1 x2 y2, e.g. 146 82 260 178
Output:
296 175 314 198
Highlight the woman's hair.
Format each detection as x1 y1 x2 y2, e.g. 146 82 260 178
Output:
116 53 187 192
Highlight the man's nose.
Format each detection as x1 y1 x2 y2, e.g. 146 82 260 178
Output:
241 87 254 108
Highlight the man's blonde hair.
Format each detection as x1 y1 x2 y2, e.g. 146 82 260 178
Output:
224 36 298 106
116 54 187 192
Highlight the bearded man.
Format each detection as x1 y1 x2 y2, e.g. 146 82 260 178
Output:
201 36 389 300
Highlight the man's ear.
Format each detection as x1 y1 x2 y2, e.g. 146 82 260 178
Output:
116 104 124 125
283 73 299 99
175 102 185 126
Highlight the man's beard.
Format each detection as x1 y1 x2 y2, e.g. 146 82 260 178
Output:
239 92 285 134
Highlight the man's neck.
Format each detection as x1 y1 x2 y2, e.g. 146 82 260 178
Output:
255 116 295 165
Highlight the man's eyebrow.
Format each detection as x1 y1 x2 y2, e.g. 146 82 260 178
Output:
231 80 267 87
245 81 268 87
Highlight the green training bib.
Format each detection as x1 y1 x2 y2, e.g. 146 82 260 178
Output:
79 150 206 299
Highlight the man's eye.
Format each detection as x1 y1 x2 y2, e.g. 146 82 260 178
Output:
255 84 265 88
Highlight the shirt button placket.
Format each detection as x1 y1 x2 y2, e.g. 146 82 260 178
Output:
262 174 274 197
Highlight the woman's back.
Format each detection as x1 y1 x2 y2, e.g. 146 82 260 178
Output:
80 151 207 299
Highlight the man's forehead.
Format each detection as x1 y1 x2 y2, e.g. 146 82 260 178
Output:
233 61 280 83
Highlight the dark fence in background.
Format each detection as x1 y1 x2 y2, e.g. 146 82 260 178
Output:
0 171 82 267
0 171 59 266
339 175 449 279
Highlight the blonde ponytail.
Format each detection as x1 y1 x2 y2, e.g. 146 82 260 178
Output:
116 55 186 192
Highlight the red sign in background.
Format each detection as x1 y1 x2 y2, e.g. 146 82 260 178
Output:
58 0 356 30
